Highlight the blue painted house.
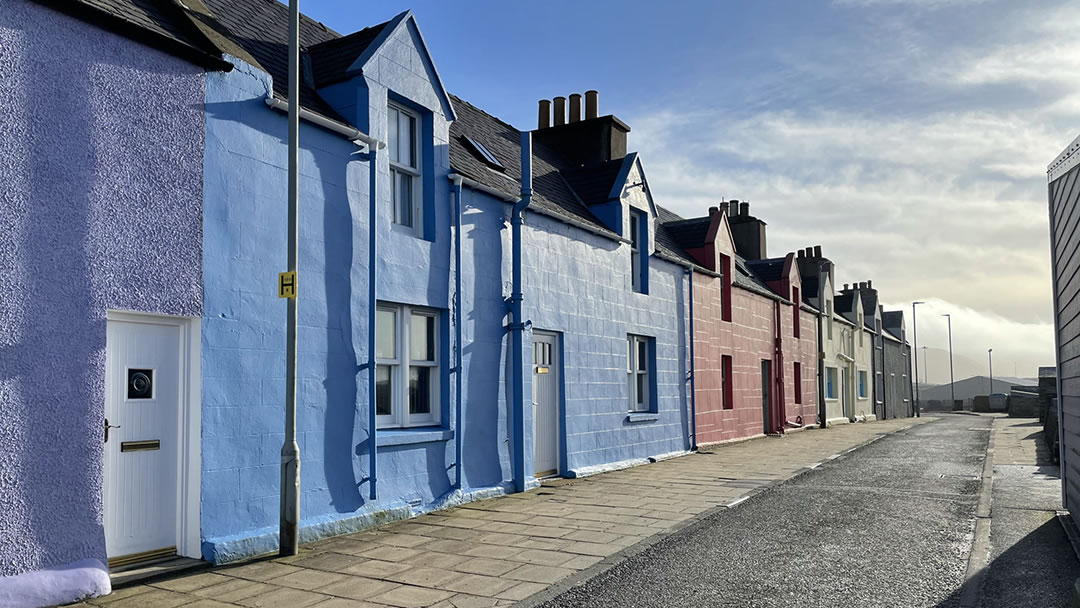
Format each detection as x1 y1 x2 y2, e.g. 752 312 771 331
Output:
192 0 698 559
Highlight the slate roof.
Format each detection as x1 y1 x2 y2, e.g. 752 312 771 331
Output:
662 216 712 253
745 258 786 283
198 0 382 122
33 0 230 68
561 159 626 205
308 23 389 88
801 275 820 304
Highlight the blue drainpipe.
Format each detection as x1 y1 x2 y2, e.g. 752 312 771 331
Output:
510 132 533 493
367 148 378 501
687 267 697 450
452 178 464 490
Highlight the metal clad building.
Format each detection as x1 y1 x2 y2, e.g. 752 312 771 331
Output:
1048 135 1080 521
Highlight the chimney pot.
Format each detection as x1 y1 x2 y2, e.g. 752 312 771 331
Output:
718 201 729 216
553 96 566 126
739 202 750 216
569 93 582 123
814 245 822 257
858 281 867 290
585 90 598 119
804 247 813 258
844 283 849 290
538 99 551 129
867 280 873 289
709 206 719 216
798 250 805 258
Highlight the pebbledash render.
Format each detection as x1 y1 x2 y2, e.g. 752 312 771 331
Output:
0 1 913 606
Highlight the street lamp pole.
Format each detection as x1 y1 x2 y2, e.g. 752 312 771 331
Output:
943 314 955 410
912 301 924 417
988 348 993 393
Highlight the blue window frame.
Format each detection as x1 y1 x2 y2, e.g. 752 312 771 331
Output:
630 209 648 294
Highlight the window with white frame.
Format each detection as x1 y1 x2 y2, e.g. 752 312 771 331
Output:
826 301 833 340
629 209 647 294
826 367 838 399
627 334 652 412
376 303 439 428
388 103 421 232
858 370 868 399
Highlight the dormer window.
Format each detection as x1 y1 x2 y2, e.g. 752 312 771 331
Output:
630 209 648 294
389 102 421 232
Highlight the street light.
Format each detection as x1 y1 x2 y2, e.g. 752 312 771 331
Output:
943 314 956 410
988 348 994 394
912 301 925 416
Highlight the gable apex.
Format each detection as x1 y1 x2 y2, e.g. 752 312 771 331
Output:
350 11 456 121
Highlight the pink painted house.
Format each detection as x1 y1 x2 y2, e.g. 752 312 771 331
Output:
664 202 818 444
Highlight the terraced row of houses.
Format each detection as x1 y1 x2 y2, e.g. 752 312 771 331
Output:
0 0 913 603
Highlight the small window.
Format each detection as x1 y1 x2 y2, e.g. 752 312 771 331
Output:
875 371 884 403
902 374 909 401
463 135 504 170
826 301 833 340
629 209 648 294
722 355 733 410
376 303 440 428
127 368 154 400
720 255 732 322
793 362 802 404
858 370 868 399
389 103 422 232
627 335 653 412
826 367 837 400
792 288 800 338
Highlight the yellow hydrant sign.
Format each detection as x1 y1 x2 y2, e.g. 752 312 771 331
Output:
278 271 297 299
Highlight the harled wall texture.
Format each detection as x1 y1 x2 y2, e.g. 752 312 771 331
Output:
0 0 203 578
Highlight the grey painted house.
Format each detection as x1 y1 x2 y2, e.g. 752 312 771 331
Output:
881 311 913 419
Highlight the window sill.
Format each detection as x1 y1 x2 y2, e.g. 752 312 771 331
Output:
626 413 660 423
375 428 454 447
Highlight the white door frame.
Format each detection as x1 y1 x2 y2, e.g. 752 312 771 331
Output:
106 310 201 560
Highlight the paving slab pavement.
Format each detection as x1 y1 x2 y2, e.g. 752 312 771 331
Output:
978 417 1079 608
70 417 932 608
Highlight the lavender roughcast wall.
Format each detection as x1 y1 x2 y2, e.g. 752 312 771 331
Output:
0 0 204 577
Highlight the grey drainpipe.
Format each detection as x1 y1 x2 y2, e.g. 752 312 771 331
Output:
817 302 826 429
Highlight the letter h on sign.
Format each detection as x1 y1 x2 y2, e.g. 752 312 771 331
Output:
278 271 297 299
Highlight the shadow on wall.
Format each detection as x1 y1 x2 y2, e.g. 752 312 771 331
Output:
204 98 369 514
675 269 690 450
461 195 510 488
0 7 102 574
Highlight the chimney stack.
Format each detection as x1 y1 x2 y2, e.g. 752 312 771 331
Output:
814 245 822 258
718 201 729 216
585 90 598 119
569 93 582 123
553 96 566 126
858 281 867 290
739 202 750 216
538 99 551 129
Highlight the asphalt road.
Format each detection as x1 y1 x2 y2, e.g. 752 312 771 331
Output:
535 415 995 608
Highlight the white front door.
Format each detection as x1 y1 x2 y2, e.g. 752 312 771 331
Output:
104 319 181 566
532 333 560 477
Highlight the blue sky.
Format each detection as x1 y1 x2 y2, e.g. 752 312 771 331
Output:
298 0 1080 378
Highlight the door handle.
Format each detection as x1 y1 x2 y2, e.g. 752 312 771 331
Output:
104 418 121 443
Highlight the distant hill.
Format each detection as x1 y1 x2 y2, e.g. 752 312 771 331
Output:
915 347 1036 386
919 375 1036 403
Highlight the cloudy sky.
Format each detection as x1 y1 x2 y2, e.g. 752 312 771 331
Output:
304 0 1079 378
